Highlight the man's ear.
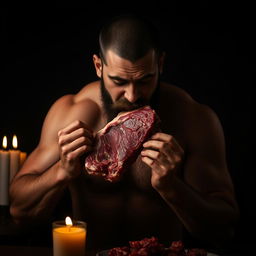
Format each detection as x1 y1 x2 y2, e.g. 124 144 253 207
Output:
158 51 166 75
93 54 103 78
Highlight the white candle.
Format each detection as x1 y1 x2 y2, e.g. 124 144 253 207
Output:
9 135 20 183
53 216 87 256
0 136 10 206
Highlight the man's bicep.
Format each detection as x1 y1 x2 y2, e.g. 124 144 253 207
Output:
16 144 60 177
184 152 230 193
183 105 236 200
183 151 239 214
183 115 237 206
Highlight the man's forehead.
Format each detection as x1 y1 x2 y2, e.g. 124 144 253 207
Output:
104 49 157 75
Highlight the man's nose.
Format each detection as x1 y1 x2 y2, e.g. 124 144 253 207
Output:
124 83 139 103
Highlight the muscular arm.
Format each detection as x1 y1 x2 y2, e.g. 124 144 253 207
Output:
142 103 239 248
9 94 98 223
9 146 67 222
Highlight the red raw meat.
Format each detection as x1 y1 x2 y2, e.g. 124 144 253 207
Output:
106 237 207 256
85 106 159 182
168 240 186 255
108 237 165 256
108 246 130 256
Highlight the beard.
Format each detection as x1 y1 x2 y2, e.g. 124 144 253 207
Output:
100 76 160 122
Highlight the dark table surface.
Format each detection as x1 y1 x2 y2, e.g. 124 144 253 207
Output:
0 245 104 256
0 245 53 256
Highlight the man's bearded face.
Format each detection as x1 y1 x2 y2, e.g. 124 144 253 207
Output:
100 75 159 122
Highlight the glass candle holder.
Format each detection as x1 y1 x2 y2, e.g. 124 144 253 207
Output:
52 219 87 256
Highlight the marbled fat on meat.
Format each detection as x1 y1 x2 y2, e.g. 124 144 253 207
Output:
85 106 158 182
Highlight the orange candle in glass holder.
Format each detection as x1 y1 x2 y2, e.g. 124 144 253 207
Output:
53 216 87 256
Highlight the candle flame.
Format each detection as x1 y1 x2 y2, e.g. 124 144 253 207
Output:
2 136 7 149
65 216 73 226
12 135 18 149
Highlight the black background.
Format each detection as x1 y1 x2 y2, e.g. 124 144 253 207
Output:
0 3 253 253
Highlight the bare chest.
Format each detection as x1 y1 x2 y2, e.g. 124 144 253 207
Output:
71 156 158 219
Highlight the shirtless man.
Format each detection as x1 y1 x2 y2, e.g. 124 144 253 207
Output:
9 14 239 251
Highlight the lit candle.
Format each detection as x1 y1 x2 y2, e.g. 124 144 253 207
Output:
53 216 87 256
9 135 21 183
0 136 10 206
19 151 27 167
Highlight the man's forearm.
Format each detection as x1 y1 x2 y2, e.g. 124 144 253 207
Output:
158 176 239 248
9 162 69 222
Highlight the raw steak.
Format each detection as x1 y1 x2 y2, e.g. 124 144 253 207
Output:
85 106 159 182
107 236 207 256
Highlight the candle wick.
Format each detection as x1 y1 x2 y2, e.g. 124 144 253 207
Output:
68 225 71 232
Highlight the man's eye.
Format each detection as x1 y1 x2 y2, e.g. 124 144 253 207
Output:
114 80 126 86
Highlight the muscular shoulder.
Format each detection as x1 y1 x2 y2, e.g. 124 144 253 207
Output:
159 82 224 149
40 82 101 144
189 102 225 154
174 88 226 158
49 86 99 124
160 82 219 123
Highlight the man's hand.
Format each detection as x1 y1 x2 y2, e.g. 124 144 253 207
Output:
141 132 184 191
58 120 94 179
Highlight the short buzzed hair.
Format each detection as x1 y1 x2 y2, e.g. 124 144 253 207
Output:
99 14 162 64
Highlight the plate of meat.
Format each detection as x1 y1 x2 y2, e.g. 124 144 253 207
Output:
96 237 219 256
